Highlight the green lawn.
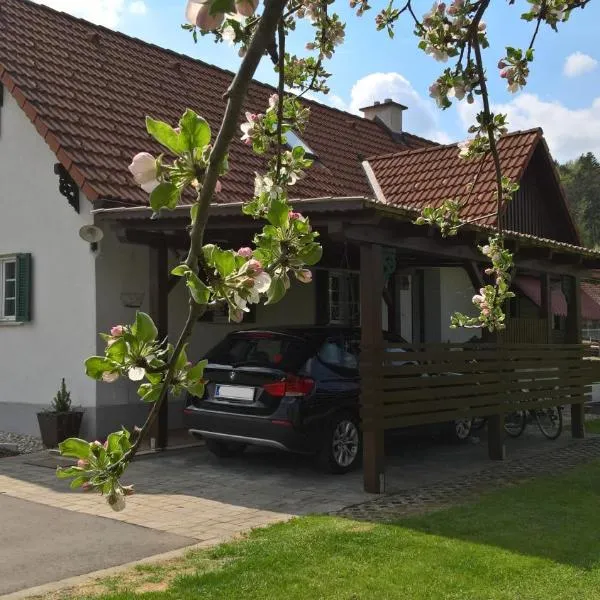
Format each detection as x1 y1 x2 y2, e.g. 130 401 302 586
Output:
66 461 600 600
585 418 600 434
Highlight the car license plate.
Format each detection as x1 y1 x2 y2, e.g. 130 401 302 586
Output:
214 384 255 402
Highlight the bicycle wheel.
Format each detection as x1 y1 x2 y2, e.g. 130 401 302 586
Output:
504 411 526 438
535 406 563 440
471 417 488 431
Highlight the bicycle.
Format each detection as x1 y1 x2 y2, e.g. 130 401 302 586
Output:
504 405 563 440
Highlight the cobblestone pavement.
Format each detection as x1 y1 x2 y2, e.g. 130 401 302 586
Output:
1 431 598 547
337 436 600 522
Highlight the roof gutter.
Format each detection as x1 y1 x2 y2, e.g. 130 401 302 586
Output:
92 196 373 219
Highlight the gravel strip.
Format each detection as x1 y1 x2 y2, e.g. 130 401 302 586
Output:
0 431 45 455
336 437 600 522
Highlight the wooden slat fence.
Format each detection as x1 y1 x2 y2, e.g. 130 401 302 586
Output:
360 343 597 432
501 318 549 344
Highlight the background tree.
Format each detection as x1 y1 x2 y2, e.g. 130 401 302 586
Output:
559 152 600 248
55 0 593 510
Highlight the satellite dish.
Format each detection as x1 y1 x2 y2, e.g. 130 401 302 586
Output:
79 225 104 244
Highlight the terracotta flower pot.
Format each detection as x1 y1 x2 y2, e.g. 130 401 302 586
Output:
37 411 84 448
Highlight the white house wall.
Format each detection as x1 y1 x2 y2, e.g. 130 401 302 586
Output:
0 92 97 436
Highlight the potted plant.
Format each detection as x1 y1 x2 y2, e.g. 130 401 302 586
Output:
37 379 84 448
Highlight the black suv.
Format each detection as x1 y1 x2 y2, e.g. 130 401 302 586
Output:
183 326 472 473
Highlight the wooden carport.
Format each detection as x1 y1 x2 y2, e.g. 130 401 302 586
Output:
94 197 600 492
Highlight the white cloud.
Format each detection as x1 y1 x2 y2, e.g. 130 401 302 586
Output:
563 52 598 78
129 0 148 15
32 0 146 28
332 72 451 143
457 93 600 162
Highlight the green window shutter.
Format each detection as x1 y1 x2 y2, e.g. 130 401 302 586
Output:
15 253 32 323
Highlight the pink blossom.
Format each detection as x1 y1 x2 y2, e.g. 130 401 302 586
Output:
472 294 484 305
102 371 119 383
215 180 222 193
500 68 510 79
247 259 263 274
111 325 124 337
235 0 259 16
193 2 225 31
481 308 491 317
498 60 507 69
295 269 313 284
128 152 159 194
82 482 93 492
268 93 279 109
77 459 89 469
237 247 253 258
289 211 302 220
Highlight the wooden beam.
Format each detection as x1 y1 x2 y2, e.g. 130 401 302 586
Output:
149 243 169 450
343 225 592 277
360 243 385 494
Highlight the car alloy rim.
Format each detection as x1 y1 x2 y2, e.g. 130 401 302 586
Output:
454 418 472 440
332 420 359 467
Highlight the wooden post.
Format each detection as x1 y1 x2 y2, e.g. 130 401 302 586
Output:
539 272 552 344
487 414 506 460
565 274 585 438
360 244 385 494
149 241 169 450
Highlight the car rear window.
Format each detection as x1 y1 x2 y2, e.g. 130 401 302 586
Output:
206 332 312 371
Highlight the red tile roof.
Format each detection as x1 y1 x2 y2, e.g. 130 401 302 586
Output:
365 129 542 226
0 0 433 207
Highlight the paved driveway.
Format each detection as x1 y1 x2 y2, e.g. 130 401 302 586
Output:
0 495 194 596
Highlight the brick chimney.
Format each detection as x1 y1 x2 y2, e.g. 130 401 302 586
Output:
360 98 407 135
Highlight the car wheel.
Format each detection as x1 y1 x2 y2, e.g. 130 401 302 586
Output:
318 413 361 474
205 439 247 458
447 418 472 443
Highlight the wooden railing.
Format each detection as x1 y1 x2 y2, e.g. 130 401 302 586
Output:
360 343 596 432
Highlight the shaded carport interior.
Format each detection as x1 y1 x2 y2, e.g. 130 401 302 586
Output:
94 196 600 492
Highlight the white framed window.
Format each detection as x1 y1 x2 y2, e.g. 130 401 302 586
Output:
0 256 17 321
328 270 360 325
0 254 32 323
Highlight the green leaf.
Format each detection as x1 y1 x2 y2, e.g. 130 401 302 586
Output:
146 117 184 155
266 277 287 305
179 109 211 151
188 359 208 381
106 337 127 363
106 431 124 456
132 312 158 343
267 197 290 228
298 244 322 266
85 356 116 379
191 204 199 224
171 264 190 277
186 381 206 399
59 438 92 460
292 146 305 159
56 466 83 479
70 476 89 489
150 182 180 213
186 272 211 305
138 383 162 403
212 248 236 277
175 344 189 371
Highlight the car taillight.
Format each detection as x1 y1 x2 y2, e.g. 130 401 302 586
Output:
263 375 314 398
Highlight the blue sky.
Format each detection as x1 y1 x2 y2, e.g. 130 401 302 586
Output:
35 0 600 161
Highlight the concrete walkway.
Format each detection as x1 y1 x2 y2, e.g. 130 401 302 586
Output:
0 495 193 596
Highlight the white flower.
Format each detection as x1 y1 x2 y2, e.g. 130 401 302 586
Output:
472 294 484 304
128 366 145 381
128 152 159 193
187 0 225 31
102 371 119 383
457 140 470 159
222 25 236 44
185 0 203 24
253 272 271 294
